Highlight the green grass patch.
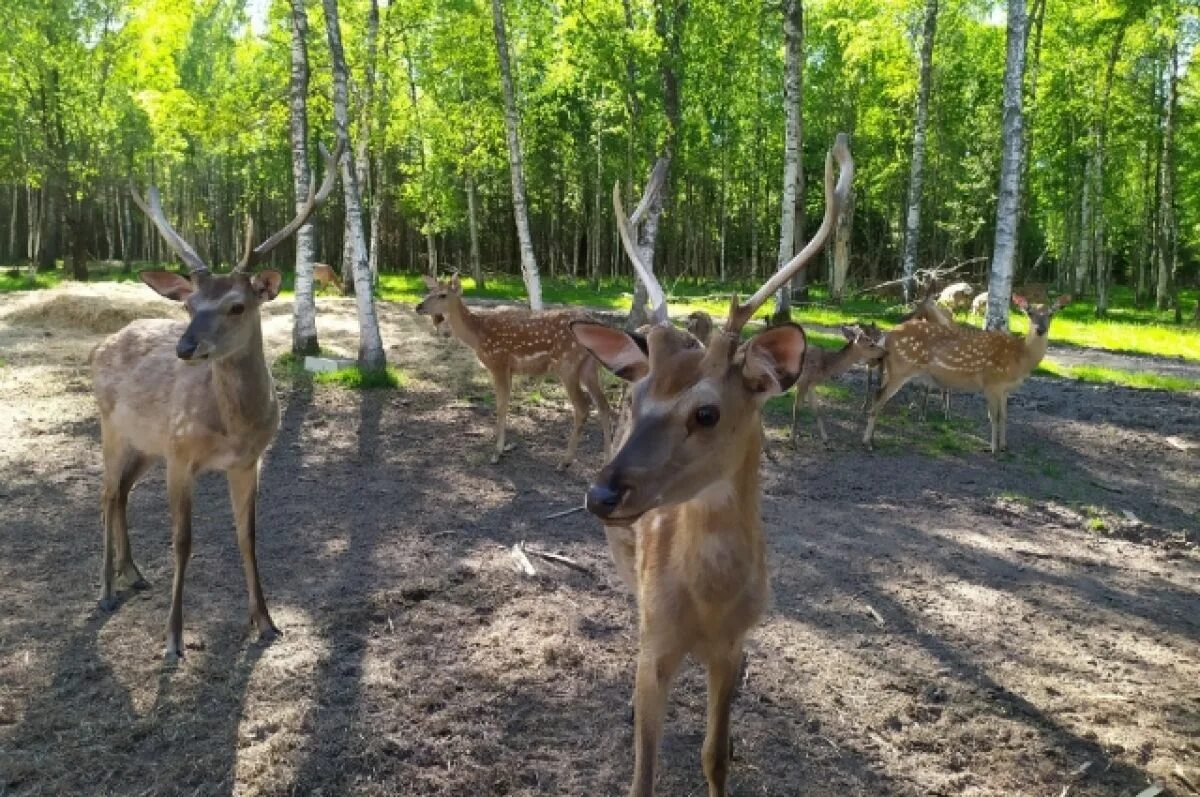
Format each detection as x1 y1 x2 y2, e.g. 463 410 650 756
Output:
313 365 406 389
1038 359 1200 392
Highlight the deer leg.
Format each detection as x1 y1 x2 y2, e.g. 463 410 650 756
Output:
581 361 614 459
985 393 1002 454
942 390 951 421
998 394 1009 452
810 390 830 447
863 372 911 451
630 643 686 797
789 384 807 443
165 462 193 663
228 464 279 641
558 368 590 470
490 367 512 464
701 643 745 797
99 434 150 611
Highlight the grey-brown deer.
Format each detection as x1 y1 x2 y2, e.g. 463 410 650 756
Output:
415 276 613 468
570 134 853 797
91 142 340 662
791 323 884 446
863 293 1071 454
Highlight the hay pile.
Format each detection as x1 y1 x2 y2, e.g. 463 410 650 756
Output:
0 283 183 335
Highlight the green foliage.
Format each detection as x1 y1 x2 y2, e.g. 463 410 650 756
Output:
313 364 407 389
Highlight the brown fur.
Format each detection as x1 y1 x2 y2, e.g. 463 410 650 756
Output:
864 295 1071 453
416 276 613 467
312 263 343 294
791 324 884 445
92 269 283 661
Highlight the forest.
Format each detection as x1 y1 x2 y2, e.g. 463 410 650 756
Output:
2 0 1198 334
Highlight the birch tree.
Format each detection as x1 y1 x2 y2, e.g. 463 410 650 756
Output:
491 0 542 310
901 0 939 304
985 0 1029 331
289 0 319 356
323 0 387 371
774 0 803 320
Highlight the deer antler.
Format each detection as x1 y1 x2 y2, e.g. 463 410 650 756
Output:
725 133 854 334
129 186 211 276
234 140 343 273
613 156 671 326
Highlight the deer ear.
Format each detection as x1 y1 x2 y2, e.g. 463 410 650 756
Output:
251 270 282 301
1012 294 1029 313
741 323 806 395
840 324 859 341
422 275 440 291
140 270 194 302
449 274 462 293
571 321 649 382
1052 294 1072 311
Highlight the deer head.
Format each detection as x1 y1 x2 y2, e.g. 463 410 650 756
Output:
415 274 462 318
131 141 341 362
1013 293 1072 337
572 134 853 523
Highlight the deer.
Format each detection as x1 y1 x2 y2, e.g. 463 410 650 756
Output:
937 280 975 317
312 262 344 294
91 142 341 662
569 134 853 797
415 276 613 468
863 293 1071 454
790 324 884 446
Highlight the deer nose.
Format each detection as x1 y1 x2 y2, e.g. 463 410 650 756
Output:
176 336 198 360
585 483 626 518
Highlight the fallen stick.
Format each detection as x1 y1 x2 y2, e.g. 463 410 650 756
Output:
543 505 586 520
526 547 593 576
865 604 886 627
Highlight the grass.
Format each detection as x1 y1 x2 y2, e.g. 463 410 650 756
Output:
1038 359 1200 392
273 350 405 390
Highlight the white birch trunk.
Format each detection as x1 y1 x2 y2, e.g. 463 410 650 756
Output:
289 0 320 356
985 0 1028 331
490 0 542 309
323 0 387 370
466 173 484 288
774 0 802 318
901 0 938 304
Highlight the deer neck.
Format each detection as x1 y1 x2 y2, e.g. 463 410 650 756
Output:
211 322 277 431
823 341 867 379
443 295 484 351
1019 326 1051 372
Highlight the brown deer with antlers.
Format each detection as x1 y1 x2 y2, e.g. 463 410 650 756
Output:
570 135 852 797
91 142 341 662
863 293 1071 454
415 276 613 468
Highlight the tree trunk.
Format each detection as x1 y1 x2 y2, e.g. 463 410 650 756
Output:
323 0 387 371
773 0 803 321
289 0 320 356
490 0 542 309
466 173 484 289
1155 41 1178 313
984 0 1028 331
1093 27 1125 317
832 189 853 300
901 0 938 304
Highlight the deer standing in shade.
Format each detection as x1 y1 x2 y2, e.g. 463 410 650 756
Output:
571 134 853 797
91 142 341 661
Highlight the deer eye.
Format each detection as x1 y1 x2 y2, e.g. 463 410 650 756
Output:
694 405 720 428
229 303 245 316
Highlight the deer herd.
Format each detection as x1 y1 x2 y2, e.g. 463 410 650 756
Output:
88 133 1072 796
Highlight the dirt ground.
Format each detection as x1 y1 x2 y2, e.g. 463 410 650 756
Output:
0 283 1197 797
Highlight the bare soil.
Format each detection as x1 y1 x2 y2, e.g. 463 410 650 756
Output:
0 284 1197 797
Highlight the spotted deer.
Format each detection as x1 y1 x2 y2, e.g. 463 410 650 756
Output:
415 276 613 468
791 323 884 446
91 142 341 662
863 293 1071 454
570 134 853 797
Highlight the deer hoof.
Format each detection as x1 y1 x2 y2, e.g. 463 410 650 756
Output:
163 648 184 665
555 460 571 472
98 595 118 613
489 453 502 465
